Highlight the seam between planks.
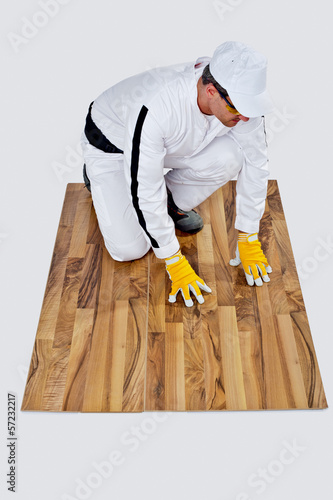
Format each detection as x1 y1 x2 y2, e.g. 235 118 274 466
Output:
143 251 151 411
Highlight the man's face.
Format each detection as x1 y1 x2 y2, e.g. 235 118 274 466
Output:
210 91 250 127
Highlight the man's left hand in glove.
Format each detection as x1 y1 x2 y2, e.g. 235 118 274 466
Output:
229 232 272 286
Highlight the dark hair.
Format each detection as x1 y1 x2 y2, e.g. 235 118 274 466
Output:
201 64 228 96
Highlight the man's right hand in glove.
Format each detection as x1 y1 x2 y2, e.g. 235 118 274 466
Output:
165 250 212 307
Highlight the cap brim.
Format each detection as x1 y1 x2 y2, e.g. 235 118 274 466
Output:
228 88 275 118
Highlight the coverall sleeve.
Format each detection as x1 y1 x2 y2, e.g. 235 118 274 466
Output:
229 117 269 234
122 103 180 260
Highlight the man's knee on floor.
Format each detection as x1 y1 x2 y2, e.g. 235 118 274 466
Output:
105 241 150 262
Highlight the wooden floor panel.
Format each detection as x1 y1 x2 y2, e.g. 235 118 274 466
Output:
22 182 328 412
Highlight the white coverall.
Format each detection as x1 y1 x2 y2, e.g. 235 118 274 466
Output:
81 57 269 261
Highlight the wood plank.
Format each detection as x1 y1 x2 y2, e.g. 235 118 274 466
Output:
53 257 83 348
121 256 149 412
238 329 265 410
148 256 166 333
58 183 81 224
219 306 247 410
121 297 147 412
210 190 235 306
35 224 73 340
291 311 328 409
259 204 290 315
184 336 206 410
87 200 104 245
62 308 95 411
272 219 306 312
181 236 207 410
165 323 186 411
68 195 92 258
146 253 166 411
274 314 309 409
201 296 226 410
77 244 102 309
82 246 114 412
35 184 83 341
197 223 216 297
266 180 285 221
268 183 305 312
41 346 71 411
145 330 165 411
108 300 129 412
21 340 53 410
221 181 238 256
255 286 289 409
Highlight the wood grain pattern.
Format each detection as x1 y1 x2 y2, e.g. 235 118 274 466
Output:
62 308 94 411
22 182 328 412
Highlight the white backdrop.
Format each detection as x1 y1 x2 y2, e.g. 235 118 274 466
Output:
1 1 332 499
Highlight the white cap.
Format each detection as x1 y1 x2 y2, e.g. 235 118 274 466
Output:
209 41 274 118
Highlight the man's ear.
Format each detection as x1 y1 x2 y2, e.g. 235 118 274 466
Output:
206 83 218 99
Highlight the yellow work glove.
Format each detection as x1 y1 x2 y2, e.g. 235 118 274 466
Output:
165 250 212 307
229 232 272 286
